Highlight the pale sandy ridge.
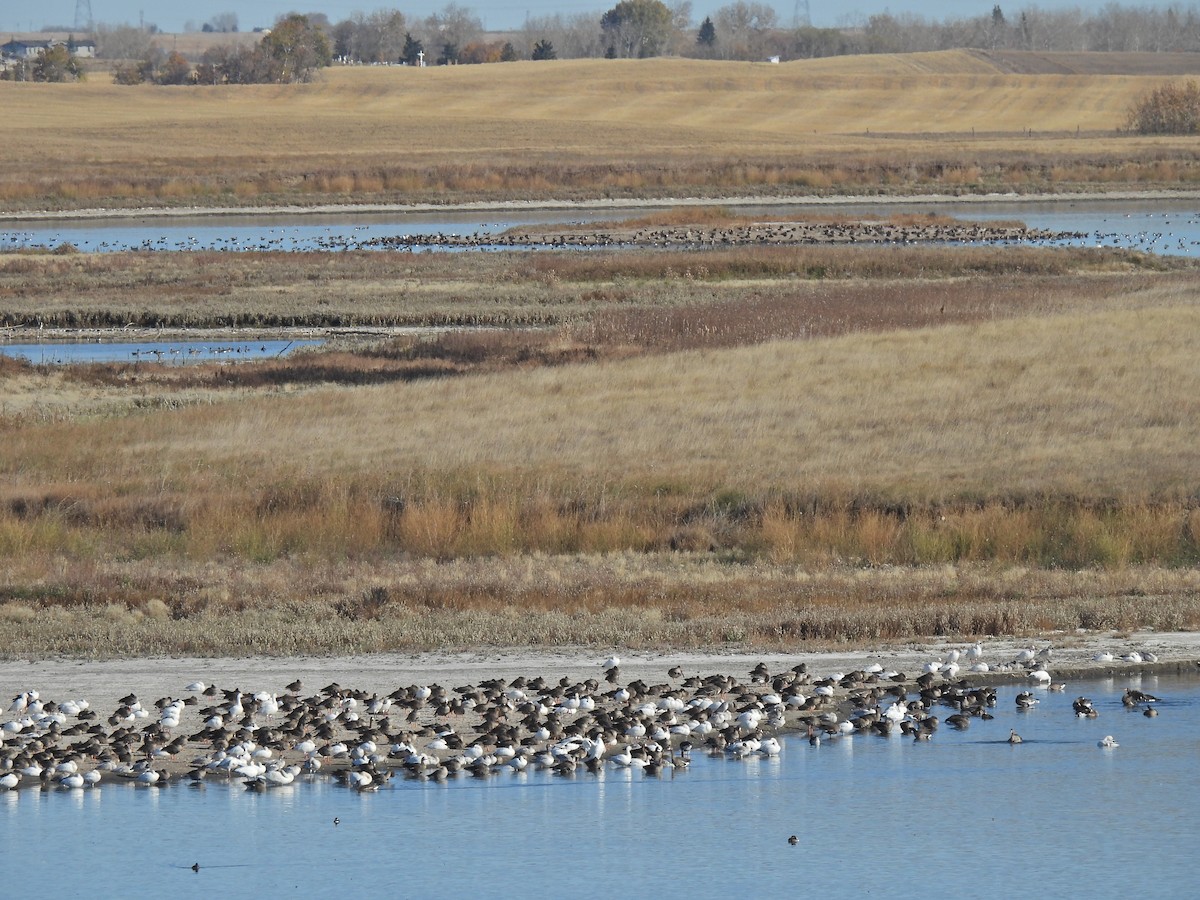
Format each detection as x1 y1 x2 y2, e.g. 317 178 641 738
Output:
3 632 1195 710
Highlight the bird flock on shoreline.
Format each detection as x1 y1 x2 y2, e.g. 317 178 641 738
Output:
0 644 1172 795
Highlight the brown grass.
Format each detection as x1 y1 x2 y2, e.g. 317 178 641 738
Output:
4 54 1200 210
1 555 1198 657
3 277 1200 570
0 244 1178 331
4 221 1200 653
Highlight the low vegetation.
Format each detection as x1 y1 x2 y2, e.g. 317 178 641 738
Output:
1126 79 1200 134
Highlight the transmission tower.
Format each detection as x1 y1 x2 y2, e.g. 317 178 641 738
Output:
74 0 94 32
793 0 811 28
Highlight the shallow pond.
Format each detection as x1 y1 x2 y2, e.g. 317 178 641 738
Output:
0 339 323 365
3 674 1196 899
3 199 1199 255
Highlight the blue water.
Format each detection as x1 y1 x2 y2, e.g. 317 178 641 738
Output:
966 201 1200 255
3 674 1197 899
3 199 1199 255
0 339 323 365
0 210 611 254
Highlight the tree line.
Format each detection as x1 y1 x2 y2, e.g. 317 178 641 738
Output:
9 2 1200 86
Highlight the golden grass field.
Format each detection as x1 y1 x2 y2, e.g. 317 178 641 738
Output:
4 51 1200 210
3 233 1200 655
3 52 1200 656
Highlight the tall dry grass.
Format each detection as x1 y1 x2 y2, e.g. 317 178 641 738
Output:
2 554 1199 656
4 238 1200 652
4 294 1200 567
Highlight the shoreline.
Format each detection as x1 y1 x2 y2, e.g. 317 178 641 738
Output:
1 631 1193 784
3 188 1200 224
4 631 1196 702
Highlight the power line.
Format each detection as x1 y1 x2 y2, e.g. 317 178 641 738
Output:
73 0 93 32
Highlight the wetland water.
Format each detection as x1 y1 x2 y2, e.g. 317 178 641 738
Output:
2 199 1199 255
0 339 323 365
2 198 1194 366
3 674 1198 899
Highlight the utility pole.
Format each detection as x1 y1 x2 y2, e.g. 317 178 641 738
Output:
74 0 93 32
793 0 811 28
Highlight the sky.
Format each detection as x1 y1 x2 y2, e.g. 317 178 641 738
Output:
1 0 1189 34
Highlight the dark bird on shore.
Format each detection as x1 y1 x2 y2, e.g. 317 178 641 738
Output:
668 666 683 679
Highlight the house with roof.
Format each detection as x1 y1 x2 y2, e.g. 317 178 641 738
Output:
1 36 95 60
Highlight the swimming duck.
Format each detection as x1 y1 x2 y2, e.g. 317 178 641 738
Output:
1015 692 1038 709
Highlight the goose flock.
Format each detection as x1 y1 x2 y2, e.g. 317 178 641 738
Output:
0 644 1171 796
6 208 1200 256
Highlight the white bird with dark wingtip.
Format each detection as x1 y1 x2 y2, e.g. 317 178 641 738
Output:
1028 666 1052 685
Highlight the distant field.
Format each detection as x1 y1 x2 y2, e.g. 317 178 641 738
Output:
3 51 1200 210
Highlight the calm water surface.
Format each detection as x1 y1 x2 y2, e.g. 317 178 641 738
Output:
3 674 1197 899
0 209 612 254
4 199 1199 255
0 339 323 365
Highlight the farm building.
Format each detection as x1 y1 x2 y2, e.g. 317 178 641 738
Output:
1 37 95 60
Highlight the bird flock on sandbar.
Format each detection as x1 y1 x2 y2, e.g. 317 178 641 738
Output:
0 643 1170 795
7 210 1200 257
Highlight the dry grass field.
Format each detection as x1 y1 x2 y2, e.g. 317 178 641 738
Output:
3 232 1200 655
4 51 1200 210
4 51 1200 656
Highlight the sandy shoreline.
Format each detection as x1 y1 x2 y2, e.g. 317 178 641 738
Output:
3 189 1200 223
2 631 1194 787
4 631 1196 706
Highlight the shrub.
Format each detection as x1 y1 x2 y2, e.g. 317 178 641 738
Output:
1126 80 1200 135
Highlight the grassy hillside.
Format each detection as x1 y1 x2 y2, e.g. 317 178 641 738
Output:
3 52 1199 210
4 262 1200 654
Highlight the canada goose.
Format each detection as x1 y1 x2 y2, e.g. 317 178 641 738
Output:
1008 730 1023 744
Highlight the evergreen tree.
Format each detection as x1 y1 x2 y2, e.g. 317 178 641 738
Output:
402 32 424 65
